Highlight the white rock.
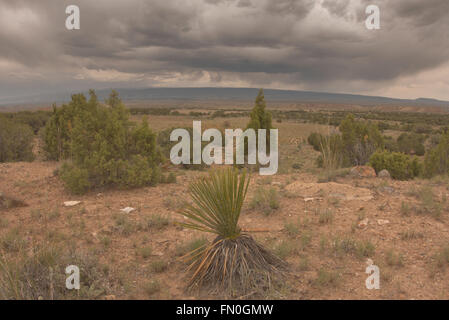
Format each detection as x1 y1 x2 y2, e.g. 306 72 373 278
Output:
358 218 369 229
120 207 135 214
377 219 390 226
64 201 81 207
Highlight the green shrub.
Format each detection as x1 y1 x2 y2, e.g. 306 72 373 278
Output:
245 89 273 153
59 163 91 195
250 186 280 215
310 114 383 168
307 132 323 151
47 90 162 194
383 135 399 152
424 131 449 178
43 98 86 161
369 151 422 180
0 117 35 163
246 89 273 135
339 114 384 166
396 133 425 156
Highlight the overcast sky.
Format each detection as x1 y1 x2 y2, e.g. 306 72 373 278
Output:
1 0 449 101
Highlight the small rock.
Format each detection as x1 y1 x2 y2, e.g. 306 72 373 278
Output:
378 169 391 179
358 218 369 229
304 198 315 202
103 295 116 300
64 201 81 207
379 186 395 194
377 219 390 226
350 166 377 178
366 258 374 266
120 207 135 214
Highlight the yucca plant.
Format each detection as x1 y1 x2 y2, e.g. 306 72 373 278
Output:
179 168 286 296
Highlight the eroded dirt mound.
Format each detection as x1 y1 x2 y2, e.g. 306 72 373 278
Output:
285 181 374 201
0 192 27 210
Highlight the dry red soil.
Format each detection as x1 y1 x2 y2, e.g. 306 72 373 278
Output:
1 161 449 299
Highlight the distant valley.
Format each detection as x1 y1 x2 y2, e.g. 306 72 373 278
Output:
1 87 449 110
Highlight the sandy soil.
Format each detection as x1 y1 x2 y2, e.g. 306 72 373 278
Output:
1 159 449 300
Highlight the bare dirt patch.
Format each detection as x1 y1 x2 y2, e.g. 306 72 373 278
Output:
285 181 374 201
1 160 449 300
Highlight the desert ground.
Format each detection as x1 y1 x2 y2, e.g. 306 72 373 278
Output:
1 109 449 300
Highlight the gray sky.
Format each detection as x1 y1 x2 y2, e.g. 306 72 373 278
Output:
1 0 449 101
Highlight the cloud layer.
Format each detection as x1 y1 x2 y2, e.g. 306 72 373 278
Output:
1 0 449 101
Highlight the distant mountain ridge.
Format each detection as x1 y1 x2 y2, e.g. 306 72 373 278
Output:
1 87 449 108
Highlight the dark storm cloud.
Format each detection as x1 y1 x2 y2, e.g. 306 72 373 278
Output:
264 0 315 17
1 0 449 100
321 0 350 17
392 0 449 27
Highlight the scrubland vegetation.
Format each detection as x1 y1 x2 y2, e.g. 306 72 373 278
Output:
2 90 449 299
0 117 35 163
307 113 449 181
43 90 163 194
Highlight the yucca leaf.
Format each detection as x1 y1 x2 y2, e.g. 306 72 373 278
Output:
178 168 249 238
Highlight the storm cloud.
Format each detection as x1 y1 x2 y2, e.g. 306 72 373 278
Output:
1 0 449 101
